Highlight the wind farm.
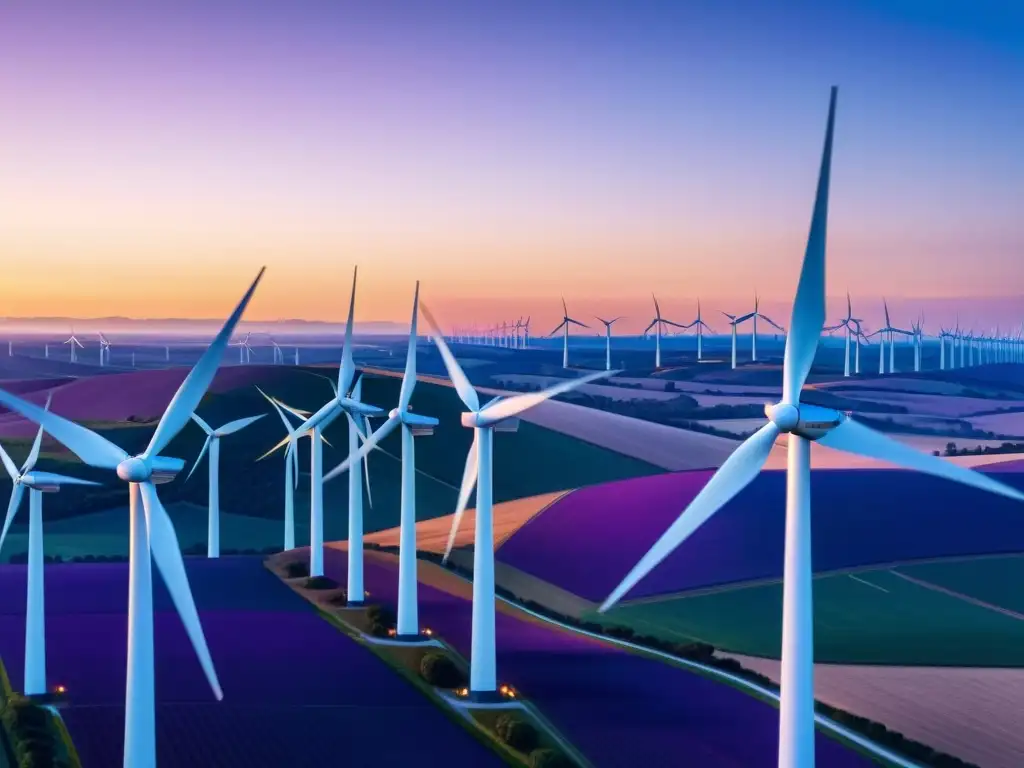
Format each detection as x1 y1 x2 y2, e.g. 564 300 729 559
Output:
2 3 1024 768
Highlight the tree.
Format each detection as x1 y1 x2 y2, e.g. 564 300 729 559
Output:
419 652 466 688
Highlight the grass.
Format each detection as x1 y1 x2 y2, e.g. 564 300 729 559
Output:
596 554 1024 666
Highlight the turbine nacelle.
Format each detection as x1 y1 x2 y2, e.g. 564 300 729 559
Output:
460 410 520 432
116 456 185 484
391 408 439 436
17 473 61 493
764 402 844 439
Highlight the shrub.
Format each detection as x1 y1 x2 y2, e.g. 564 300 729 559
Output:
500 718 539 753
529 748 572 768
303 576 338 591
283 561 309 578
419 652 466 688
366 604 396 637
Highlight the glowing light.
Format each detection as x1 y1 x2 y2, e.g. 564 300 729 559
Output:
387 628 397 637
54 685 66 694
423 628 433 636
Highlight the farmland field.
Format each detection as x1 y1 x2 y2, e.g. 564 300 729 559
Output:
319 548 877 768
597 556 1024 666
0 558 504 767
494 467 1024 603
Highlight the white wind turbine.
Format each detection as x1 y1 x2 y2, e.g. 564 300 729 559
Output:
749 294 786 362
822 293 854 377
0 395 100 696
598 87 1024 768
63 329 83 363
232 332 253 364
325 282 437 631
644 295 687 369
290 266 383 578
0 267 265 768
98 333 112 367
685 300 714 361
255 389 341 552
547 298 588 369
185 412 265 558
417 303 615 697
271 339 284 364
721 310 754 369
595 316 624 371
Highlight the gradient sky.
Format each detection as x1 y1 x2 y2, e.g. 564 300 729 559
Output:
1 1 1022 333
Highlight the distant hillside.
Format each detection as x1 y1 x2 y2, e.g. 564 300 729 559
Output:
0 317 408 337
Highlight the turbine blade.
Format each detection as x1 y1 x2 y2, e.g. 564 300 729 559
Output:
22 394 53 474
257 388 294 433
186 436 212 482
547 320 567 337
600 421 780 612
25 471 101 487
818 418 1024 503
420 303 480 412
760 315 785 332
339 266 358 396
566 318 589 328
782 86 836 403
0 443 19 481
398 282 419 411
0 388 127 469
480 369 616 423
643 319 657 335
214 414 265 437
322 416 400 483
0 484 26 555
141 482 222 700
443 433 479 565
145 267 265 457
256 434 290 462
191 413 214 436
362 416 374 508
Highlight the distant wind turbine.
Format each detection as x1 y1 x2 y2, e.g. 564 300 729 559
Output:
595 316 623 371
547 298 588 369
63 329 83 363
721 311 754 370
685 300 714 361
644 295 686 369
186 412 265 558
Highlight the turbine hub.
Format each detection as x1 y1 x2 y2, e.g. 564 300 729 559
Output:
766 402 800 432
116 457 151 482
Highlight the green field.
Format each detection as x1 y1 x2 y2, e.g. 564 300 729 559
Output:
592 554 1024 666
0 368 661 559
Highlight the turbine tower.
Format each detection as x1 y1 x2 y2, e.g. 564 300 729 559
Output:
291 267 383 578
644 295 686 369
721 311 754 370
98 333 112 367
547 298 588 369
686 300 713 361
0 395 99 696
823 293 854 377
325 282 438 633
0 267 265 768
186 412 265 558
597 87 1024 768
420 303 614 698
877 300 912 374
749 294 786 362
595 316 623 371
63 329 83 363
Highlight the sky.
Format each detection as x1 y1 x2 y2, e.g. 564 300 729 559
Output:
1 0 1022 335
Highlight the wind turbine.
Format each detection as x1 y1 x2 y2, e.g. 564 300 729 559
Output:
63 329 83 363
595 316 623 371
270 339 284 364
417 303 615 698
98 333 112 367
185 412 265 558
0 395 100 696
749 294 786 361
686 300 714 361
876 300 912 374
233 332 253 364
0 267 265 767
547 298 588 369
256 390 339 552
910 314 924 372
644 295 686 369
823 293 854 377
721 311 754 370
290 267 383 578
325 282 437 632
597 88 1024 768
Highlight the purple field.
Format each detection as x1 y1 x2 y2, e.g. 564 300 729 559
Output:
322 549 874 768
0 366 293 437
0 557 502 767
495 467 1024 602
